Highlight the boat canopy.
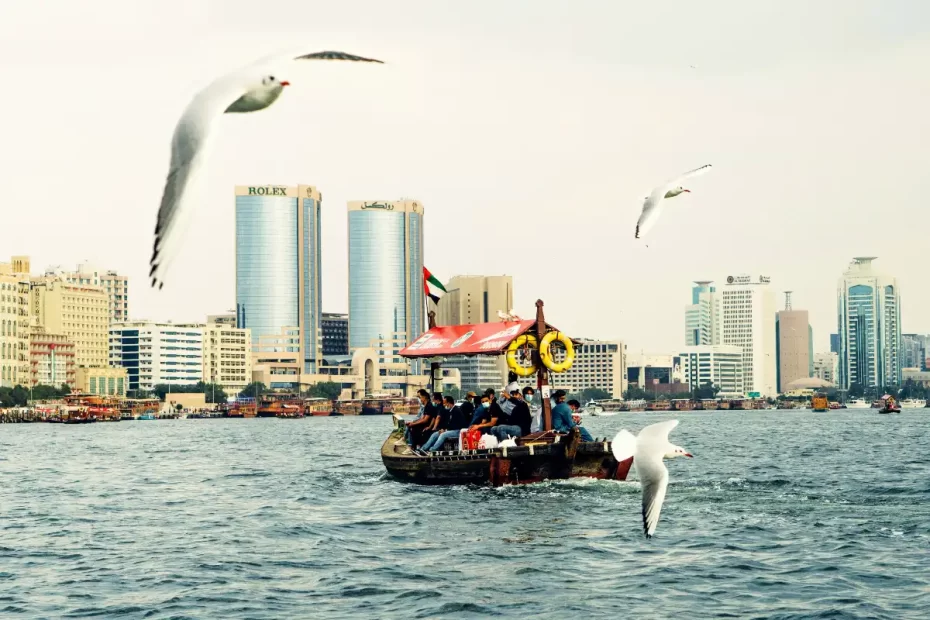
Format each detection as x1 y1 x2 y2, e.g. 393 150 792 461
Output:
399 319 569 358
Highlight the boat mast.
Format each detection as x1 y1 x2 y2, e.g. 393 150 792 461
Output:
427 310 440 394
534 299 553 431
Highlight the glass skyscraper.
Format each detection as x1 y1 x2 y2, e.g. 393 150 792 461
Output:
235 185 322 374
346 199 424 362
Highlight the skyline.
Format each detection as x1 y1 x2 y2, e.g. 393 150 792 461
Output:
2 0 929 354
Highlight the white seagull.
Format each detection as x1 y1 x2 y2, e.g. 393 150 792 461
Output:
634 164 712 242
611 419 693 538
497 310 514 322
509 309 522 321
149 50 383 289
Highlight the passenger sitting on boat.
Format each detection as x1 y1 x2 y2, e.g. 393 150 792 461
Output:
469 393 490 425
405 390 437 447
459 391 476 422
469 391 501 435
420 396 468 453
492 387 533 440
551 390 594 442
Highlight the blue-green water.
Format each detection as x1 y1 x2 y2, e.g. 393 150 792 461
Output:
1 411 929 619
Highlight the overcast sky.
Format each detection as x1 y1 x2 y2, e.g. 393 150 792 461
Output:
1 0 928 354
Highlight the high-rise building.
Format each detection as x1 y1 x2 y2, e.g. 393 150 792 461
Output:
321 312 349 356
202 314 252 394
836 257 902 388
812 352 839 385
679 345 744 394
829 333 840 354
109 321 203 393
51 262 129 324
550 339 627 398
721 274 777 397
684 281 721 346
0 257 30 387
31 278 109 368
775 292 812 393
902 334 927 370
28 325 76 388
235 185 322 374
347 199 424 363
437 275 514 326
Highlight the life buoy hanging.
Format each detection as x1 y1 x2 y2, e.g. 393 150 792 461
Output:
506 334 538 377
540 331 575 372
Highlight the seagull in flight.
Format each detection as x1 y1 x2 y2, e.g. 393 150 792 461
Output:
634 164 712 244
149 50 383 289
611 419 693 538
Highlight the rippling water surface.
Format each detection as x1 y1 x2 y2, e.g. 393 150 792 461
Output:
2 410 929 619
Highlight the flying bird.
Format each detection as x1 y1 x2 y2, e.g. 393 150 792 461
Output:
634 164 712 243
611 419 693 538
149 50 383 289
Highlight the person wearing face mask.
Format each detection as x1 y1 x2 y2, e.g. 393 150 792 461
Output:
419 395 468 453
491 386 532 441
469 393 491 426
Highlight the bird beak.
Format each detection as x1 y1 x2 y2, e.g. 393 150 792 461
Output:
280 81 291 87
683 189 691 193
685 452 693 458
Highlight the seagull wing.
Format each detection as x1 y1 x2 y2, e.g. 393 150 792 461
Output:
635 165 712 240
636 451 670 538
610 429 638 462
637 419 680 444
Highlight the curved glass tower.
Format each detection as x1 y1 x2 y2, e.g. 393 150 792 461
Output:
235 185 322 375
347 200 424 363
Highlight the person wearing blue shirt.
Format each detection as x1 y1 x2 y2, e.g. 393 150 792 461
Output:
550 389 593 442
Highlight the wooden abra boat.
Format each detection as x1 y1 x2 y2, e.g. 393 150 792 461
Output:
380 300 632 487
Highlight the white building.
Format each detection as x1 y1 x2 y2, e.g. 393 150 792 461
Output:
679 345 744 394
109 321 203 393
50 262 130 325
812 352 839 385
551 339 626 398
836 257 902 388
625 353 684 389
202 314 252 394
685 281 721 346
442 355 504 394
721 274 777 397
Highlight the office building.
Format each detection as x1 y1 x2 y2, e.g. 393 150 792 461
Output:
51 262 130 324
437 275 514 326
550 339 627 398
321 312 349 356
626 353 684 393
679 345 744 394
721 274 777 397
202 314 252 394
75 366 128 397
109 321 203 393
347 199 424 362
775 292 812 393
31 277 109 368
0 257 30 387
441 356 504 394
836 257 902 388
235 184 322 374
902 334 928 370
684 281 721 346
28 326 76 388
829 333 840 354
812 352 839 385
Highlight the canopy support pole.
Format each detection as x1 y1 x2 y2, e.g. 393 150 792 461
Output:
534 299 552 431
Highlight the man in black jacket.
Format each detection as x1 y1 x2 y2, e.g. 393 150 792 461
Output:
420 396 468 453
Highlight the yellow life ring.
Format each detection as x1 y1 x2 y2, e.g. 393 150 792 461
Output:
540 331 575 372
506 334 538 377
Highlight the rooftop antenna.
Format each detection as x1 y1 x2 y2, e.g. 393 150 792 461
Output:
784 291 793 311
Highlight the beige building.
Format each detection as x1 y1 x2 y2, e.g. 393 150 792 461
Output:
203 314 252 394
75 366 128 397
0 257 31 387
29 325 76 388
776 305 812 393
812 352 839 385
52 262 130 324
437 275 514 326
31 278 109 368
551 339 627 398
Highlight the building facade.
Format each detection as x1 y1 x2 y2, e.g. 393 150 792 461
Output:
440 356 504 395
0 257 30 387
812 352 839 385
679 345 744 394
109 321 203 393
684 280 721 346
31 277 109 369
550 339 626 398
28 326 76 388
720 274 777 397
437 275 514 326
625 353 684 391
235 185 322 374
902 333 928 370
75 366 128 397
836 257 902 388
202 314 252 394
775 308 812 393
52 262 129 324
321 312 349 356
830 333 840 354
347 199 424 361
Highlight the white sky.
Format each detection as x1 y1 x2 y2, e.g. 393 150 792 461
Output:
1 0 928 354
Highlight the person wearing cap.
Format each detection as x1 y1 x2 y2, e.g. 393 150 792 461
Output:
551 390 593 441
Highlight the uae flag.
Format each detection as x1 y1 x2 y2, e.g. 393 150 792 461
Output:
423 267 447 305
